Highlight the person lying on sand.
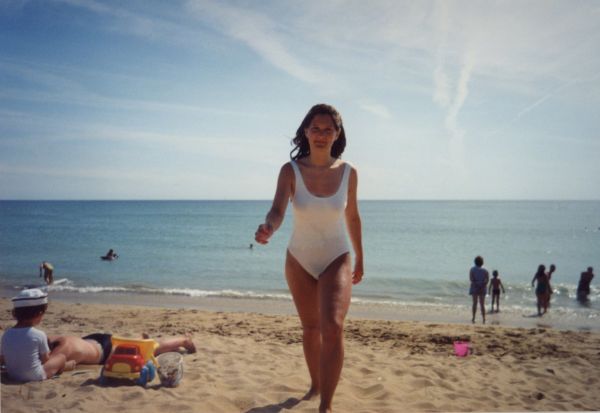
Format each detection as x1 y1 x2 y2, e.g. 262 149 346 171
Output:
48 333 196 366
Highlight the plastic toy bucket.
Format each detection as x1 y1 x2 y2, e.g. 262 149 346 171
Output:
453 341 470 357
110 336 159 366
157 352 184 387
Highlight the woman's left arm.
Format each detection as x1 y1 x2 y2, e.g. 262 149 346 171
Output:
345 166 364 284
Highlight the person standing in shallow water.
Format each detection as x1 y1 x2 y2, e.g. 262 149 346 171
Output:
39 262 53 285
488 270 506 313
255 104 364 413
577 266 594 303
469 256 489 324
532 264 549 316
546 264 556 308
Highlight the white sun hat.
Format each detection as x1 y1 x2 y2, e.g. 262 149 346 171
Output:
12 288 48 308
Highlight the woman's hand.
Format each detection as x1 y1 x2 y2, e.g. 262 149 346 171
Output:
255 223 274 244
352 258 364 285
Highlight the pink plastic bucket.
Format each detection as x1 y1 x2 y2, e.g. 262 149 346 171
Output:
453 341 470 357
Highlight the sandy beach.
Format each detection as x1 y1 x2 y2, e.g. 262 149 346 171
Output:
2 298 600 412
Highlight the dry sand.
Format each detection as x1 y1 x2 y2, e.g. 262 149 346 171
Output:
2 298 600 412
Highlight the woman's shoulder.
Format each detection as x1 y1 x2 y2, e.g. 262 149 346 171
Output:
339 160 357 178
278 162 295 179
281 161 294 171
339 159 355 169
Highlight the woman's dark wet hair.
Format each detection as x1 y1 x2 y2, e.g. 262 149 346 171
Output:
13 304 47 322
474 256 484 267
536 264 546 277
290 103 346 160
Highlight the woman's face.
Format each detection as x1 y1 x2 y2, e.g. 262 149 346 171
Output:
305 114 339 152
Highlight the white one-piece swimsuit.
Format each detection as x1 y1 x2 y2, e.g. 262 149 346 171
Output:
288 160 351 279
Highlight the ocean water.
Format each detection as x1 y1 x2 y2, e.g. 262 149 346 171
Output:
1 201 598 327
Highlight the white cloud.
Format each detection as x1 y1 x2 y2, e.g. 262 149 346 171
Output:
51 0 222 49
445 53 474 136
0 60 264 118
185 0 322 84
358 101 392 119
39 2 600 100
3 0 600 199
432 0 450 108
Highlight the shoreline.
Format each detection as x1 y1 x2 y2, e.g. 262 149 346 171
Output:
2 299 600 412
8 289 598 332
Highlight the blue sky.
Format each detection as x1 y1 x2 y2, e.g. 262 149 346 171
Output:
1 0 599 200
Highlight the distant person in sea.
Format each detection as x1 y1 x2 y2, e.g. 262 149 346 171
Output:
48 333 196 367
576 266 594 303
488 270 506 313
469 256 489 324
39 261 54 285
0 289 74 382
546 264 556 308
531 264 549 316
254 103 364 413
101 249 118 261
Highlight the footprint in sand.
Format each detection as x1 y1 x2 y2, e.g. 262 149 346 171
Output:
45 391 58 400
409 378 435 388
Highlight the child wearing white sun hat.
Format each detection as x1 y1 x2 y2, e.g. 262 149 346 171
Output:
0 289 72 382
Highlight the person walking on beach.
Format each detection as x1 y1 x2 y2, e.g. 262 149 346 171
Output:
532 264 549 316
255 104 364 413
488 270 505 313
469 256 489 324
39 262 54 285
577 266 594 303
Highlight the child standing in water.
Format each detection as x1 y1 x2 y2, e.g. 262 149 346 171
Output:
488 270 506 313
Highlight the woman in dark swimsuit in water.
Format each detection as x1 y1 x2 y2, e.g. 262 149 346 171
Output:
532 264 549 316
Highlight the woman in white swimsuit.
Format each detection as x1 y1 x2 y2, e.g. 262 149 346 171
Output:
255 104 364 413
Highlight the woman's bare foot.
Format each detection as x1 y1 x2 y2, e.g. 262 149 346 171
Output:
318 402 332 413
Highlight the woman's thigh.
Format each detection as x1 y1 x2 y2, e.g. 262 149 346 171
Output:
286 250 319 328
318 253 353 326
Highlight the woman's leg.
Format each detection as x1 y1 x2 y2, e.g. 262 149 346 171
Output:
478 294 486 324
155 337 196 355
471 295 477 323
285 251 321 397
317 253 352 413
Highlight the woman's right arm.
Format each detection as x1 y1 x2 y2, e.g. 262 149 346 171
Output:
255 163 293 244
